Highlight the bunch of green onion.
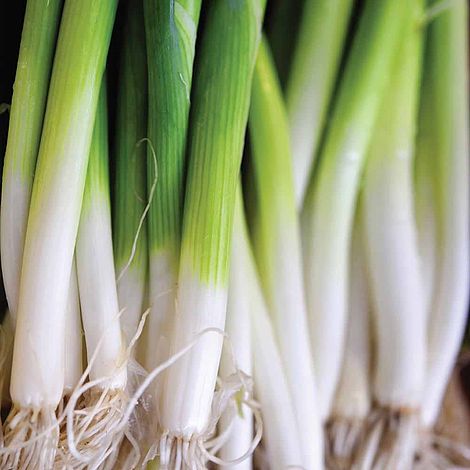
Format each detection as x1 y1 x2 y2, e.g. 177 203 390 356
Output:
0 0 467 469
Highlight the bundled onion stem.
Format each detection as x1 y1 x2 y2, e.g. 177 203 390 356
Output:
357 1 426 467
156 0 266 467
57 86 127 469
327 208 370 469
1 0 117 466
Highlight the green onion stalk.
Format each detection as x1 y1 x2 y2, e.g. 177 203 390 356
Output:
357 1 425 466
0 0 62 322
301 0 411 422
417 3 469 465
219 191 253 469
231 187 304 469
248 38 323 469
142 0 202 403
286 0 354 207
0 0 66 411
0 0 84 415
327 206 371 467
68 85 127 468
113 0 148 349
2 0 117 467
158 0 266 466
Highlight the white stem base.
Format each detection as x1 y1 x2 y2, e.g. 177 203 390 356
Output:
160 268 226 437
76 202 126 389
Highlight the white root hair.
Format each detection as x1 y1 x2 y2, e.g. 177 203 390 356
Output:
55 384 128 470
54 311 150 469
53 324 261 469
354 406 419 470
0 406 58 469
326 417 367 469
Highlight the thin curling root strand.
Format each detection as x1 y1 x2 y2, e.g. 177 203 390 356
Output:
1 406 58 470
56 385 128 469
355 406 420 470
326 416 367 469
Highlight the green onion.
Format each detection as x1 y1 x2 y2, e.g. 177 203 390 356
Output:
159 0 266 465
0 0 83 416
359 0 425 465
233 188 303 468
113 0 148 346
63 260 83 397
248 37 322 469
327 206 370 467
0 0 63 414
71 83 127 467
420 0 469 429
286 0 354 206
3 0 117 466
0 0 62 321
142 0 202 379
301 0 411 420
219 195 253 466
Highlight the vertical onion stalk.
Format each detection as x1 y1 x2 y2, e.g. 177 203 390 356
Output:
219 229 253 470
301 0 410 420
69 86 127 468
414 70 438 323
327 208 370 469
286 0 354 207
142 0 202 385
248 38 322 469
0 0 82 422
0 0 62 322
0 0 63 413
233 189 303 470
0 0 83 417
419 0 469 452
63 260 83 399
114 0 148 347
2 1 117 467
159 0 266 466
359 2 425 467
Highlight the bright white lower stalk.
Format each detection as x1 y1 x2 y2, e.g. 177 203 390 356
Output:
361 3 425 466
74 86 127 461
233 191 303 470
3 1 116 467
0 0 62 322
301 0 410 420
414 54 439 322
328 209 370 466
248 38 322 469
0 0 82 411
420 0 469 428
114 0 148 346
415 158 438 319
219 250 253 470
286 0 354 207
159 0 265 465
143 0 202 377
63 260 83 396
